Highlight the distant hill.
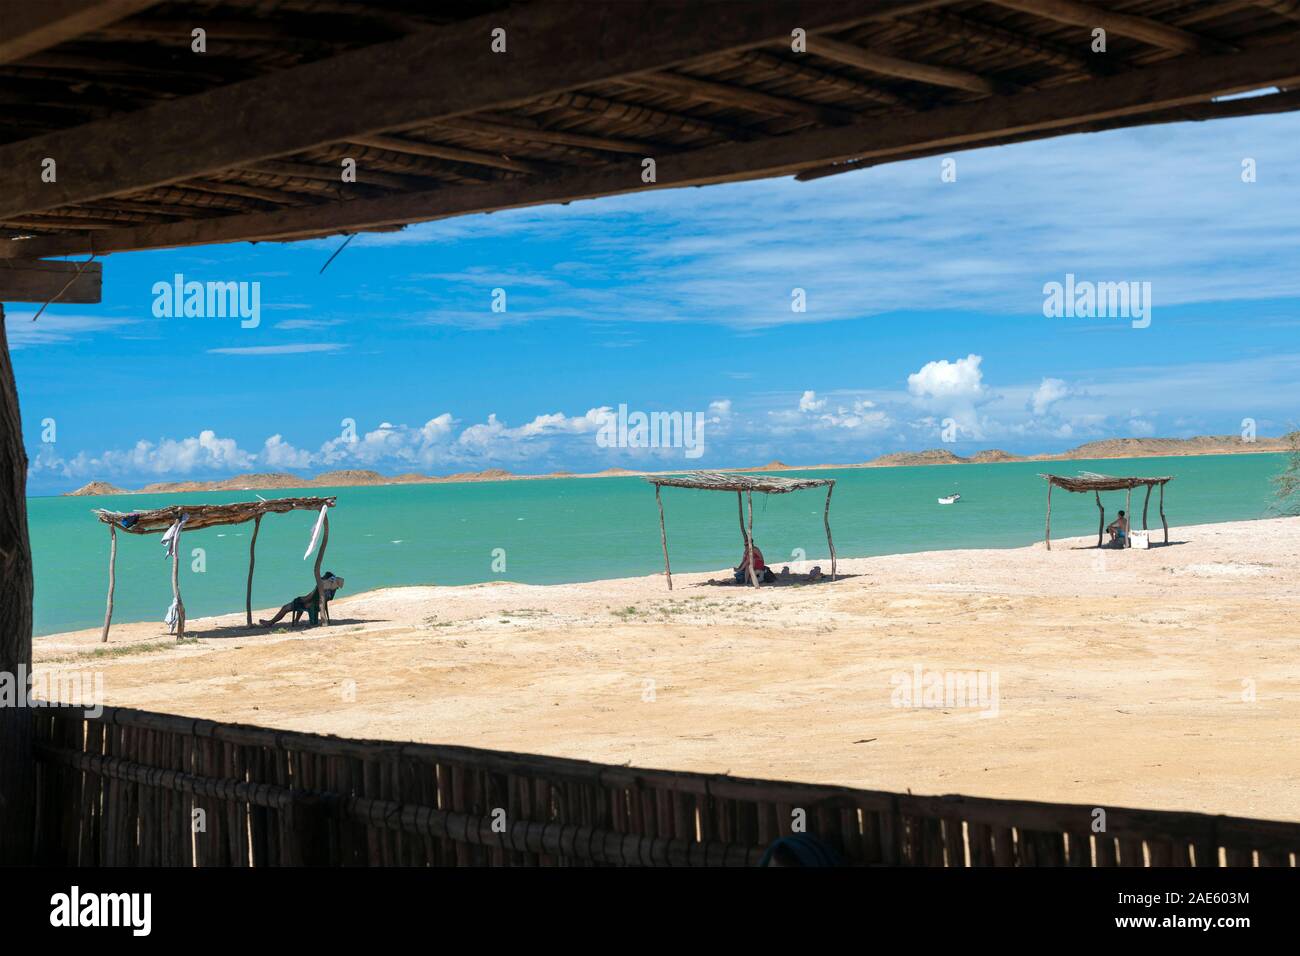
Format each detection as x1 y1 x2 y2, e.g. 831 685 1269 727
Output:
66 481 129 496
59 434 1292 496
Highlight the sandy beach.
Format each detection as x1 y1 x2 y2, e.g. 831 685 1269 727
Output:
34 516 1300 821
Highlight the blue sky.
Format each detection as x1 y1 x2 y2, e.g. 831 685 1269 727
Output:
12 109 1300 496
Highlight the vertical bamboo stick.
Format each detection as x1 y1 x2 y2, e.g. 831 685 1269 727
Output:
1142 484 1151 531
100 524 116 642
1095 491 1104 548
654 485 672 590
313 512 330 625
823 482 837 579
1159 481 1169 544
1045 481 1053 550
246 514 261 627
171 524 185 639
1125 487 1132 549
746 491 758 587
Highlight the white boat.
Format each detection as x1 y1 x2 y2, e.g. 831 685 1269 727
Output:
937 493 961 505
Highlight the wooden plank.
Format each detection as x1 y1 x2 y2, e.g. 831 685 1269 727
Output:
0 258 101 302
810 35 1004 94
11 35 1300 260
622 71 858 124
0 1 160 65
0 0 888 221
988 0 1237 55
349 135 546 175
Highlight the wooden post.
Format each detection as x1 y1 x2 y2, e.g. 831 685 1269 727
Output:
1045 480 1053 551
171 523 185 639
654 485 672 590
824 483 837 580
1142 484 1151 531
313 512 330 625
0 303 36 864
1095 491 1104 548
746 491 758 588
1124 487 1132 549
1159 481 1169 544
101 523 117 642
246 514 261 626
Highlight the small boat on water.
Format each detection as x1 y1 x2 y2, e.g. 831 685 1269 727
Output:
937 493 961 505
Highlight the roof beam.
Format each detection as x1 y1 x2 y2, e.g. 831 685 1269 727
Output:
987 0 1237 55
0 0 890 222
430 116 657 155
7 38 1300 259
809 36 1006 94
0 0 159 65
0 258 101 302
618 71 859 124
349 135 548 175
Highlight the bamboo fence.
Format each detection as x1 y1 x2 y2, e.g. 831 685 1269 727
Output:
31 705 1300 867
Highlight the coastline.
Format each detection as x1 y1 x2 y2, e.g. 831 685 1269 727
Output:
35 516 1300 819
56 434 1293 498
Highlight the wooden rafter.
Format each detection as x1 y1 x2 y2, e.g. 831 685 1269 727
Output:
8 37 1300 259
988 0 1238 55
0 0 160 65
619 71 858 124
349 134 548 175
809 35 1008 94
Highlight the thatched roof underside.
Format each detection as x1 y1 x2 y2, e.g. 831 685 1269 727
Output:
646 472 834 494
1041 472 1173 492
94 496 335 534
4 1 1300 259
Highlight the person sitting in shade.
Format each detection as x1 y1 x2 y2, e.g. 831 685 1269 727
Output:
1106 510 1129 548
734 543 776 584
259 572 344 628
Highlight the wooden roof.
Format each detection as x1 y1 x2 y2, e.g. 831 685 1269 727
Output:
94 495 334 533
645 472 834 494
3 1 1300 261
1041 472 1173 492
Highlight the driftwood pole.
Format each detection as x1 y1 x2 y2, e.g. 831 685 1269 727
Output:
1142 484 1151 531
1159 481 1169 544
1124 487 1132 549
0 304 35 864
313 512 330 625
246 514 261 626
101 523 117 642
654 485 672 590
824 483 837 579
1094 491 1104 547
1045 480 1053 551
171 524 185 639
746 491 758 588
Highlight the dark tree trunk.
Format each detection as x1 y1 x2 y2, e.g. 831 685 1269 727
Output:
0 305 34 864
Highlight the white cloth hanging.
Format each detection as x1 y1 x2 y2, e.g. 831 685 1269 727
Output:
160 515 187 558
164 598 178 633
303 505 328 560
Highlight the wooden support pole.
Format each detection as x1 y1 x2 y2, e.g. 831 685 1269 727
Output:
245 514 261 627
313 513 330 625
824 483 838 580
746 492 758 588
1160 482 1169 545
100 523 116 642
1125 488 1132 549
0 303 36 864
170 524 185 639
1095 491 1104 548
654 485 672 591
1142 484 1152 531
1045 481 1053 551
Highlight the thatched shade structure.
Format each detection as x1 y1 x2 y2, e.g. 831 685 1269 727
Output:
1039 472 1172 550
644 472 836 589
93 496 336 640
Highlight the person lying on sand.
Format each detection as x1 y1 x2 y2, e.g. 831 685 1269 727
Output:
1106 511 1129 548
259 572 344 627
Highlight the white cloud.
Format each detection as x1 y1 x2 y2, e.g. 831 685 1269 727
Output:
1029 377 1071 416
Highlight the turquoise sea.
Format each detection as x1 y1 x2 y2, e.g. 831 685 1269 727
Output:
28 452 1289 636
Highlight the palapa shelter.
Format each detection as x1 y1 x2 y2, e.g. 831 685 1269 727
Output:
645 472 837 589
92 496 336 640
1039 472 1172 549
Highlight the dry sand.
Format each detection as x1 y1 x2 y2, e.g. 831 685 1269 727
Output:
35 517 1300 821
